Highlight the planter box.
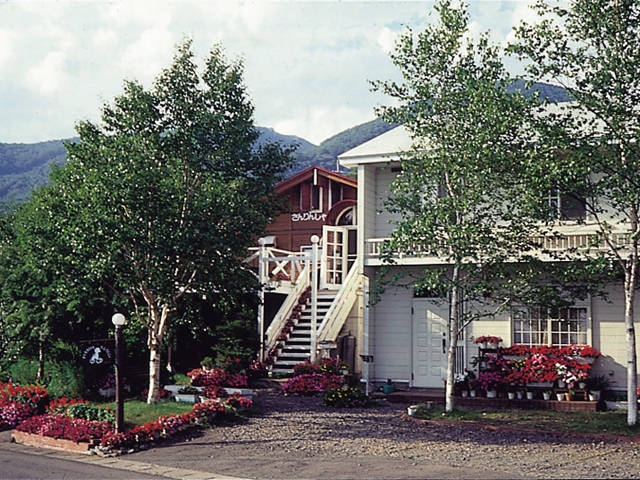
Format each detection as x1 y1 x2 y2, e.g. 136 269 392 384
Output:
527 382 553 389
164 385 204 399
11 430 93 454
174 393 200 403
98 387 116 398
223 387 254 400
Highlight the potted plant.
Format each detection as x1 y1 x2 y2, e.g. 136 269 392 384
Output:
175 385 201 403
585 375 609 401
542 390 552 401
476 371 501 398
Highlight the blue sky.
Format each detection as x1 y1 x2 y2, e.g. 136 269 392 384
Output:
0 0 536 145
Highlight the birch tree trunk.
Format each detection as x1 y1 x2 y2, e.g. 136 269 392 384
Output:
144 292 170 404
624 259 638 426
445 265 460 413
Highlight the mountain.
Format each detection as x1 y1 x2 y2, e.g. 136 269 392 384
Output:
0 119 393 209
0 81 570 209
0 139 69 207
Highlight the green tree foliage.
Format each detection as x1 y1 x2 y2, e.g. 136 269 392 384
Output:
7 40 292 402
509 0 640 425
0 193 109 380
371 0 541 411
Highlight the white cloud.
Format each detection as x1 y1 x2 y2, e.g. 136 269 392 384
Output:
377 27 399 54
273 104 376 145
26 51 70 96
0 29 14 69
0 0 545 144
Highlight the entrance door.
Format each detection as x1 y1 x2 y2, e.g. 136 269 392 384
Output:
320 226 349 289
412 299 449 387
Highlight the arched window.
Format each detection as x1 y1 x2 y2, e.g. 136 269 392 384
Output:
336 206 356 226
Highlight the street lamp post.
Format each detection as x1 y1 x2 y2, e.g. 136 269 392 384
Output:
111 313 126 433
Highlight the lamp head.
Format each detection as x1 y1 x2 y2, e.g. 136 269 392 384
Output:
111 313 126 327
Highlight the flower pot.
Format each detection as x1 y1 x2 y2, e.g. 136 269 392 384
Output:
486 389 497 399
479 341 488 349
565 392 573 401
516 391 524 400
469 390 476 398
407 405 419 416
578 382 586 390
508 392 516 400
526 391 534 400
461 390 468 398
557 380 566 389
382 384 395 394
556 393 564 401
590 390 601 401
543 392 551 401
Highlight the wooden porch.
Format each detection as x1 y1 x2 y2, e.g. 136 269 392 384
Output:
384 388 600 412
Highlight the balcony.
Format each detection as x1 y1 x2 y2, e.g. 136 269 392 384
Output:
364 231 633 266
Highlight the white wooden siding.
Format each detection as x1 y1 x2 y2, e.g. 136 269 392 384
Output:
374 165 400 238
370 283 413 382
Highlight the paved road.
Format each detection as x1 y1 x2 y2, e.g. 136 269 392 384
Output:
0 430 243 480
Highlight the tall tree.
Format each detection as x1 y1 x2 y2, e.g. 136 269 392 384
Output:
509 0 640 425
371 0 538 411
0 193 109 379
34 40 292 402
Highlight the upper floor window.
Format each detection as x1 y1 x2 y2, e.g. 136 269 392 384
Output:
299 184 322 212
310 185 322 211
548 188 586 220
330 181 343 208
512 305 589 347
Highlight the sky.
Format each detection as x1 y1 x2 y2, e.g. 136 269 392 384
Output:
0 0 537 146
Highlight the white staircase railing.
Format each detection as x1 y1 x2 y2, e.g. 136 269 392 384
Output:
316 263 360 343
264 266 311 355
245 246 308 285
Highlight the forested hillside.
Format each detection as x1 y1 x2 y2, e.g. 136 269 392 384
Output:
0 140 69 207
0 119 393 209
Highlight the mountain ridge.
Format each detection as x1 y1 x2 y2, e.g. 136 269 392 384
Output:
0 81 570 208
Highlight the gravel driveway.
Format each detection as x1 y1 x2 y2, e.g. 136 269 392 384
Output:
127 389 640 480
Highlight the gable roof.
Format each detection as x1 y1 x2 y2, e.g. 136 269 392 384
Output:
275 165 357 193
338 125 412 167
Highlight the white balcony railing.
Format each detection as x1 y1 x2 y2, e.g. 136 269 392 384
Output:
365 231 634 264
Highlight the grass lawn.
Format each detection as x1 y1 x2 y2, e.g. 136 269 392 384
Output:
414 406 640 437
100 399 194 428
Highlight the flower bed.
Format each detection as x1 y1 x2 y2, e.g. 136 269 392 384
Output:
469 344 601 396
11 394 252 455
282 358 348 396
0 383 49 431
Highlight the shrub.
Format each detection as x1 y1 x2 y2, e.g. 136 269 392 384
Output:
186 367 248 389
46 398 115 423
281 373 343 395
323 386 371 408
8 359 39 385
16 414 113 443
45 361 84 399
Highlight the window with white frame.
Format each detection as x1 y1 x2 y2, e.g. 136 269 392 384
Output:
512 305 589 346
548 188 586 220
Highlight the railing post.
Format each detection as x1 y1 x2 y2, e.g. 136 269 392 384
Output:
310 235 319 362
258 238 267 362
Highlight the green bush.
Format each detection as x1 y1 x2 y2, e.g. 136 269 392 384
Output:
8 358 39 384
45 361 84 398
50 402 115 423
323 386 371 408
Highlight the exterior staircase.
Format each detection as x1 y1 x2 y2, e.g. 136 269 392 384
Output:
270 290 337 374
